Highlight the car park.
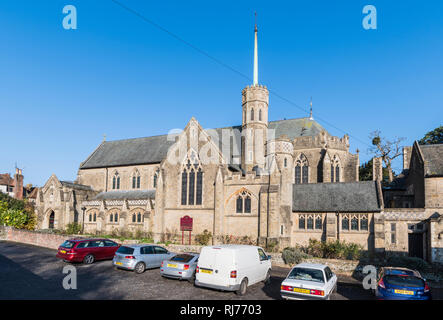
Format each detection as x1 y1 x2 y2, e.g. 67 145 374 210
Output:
113 244 175 274
280 263 337 300
56 238 120 264
160 252 199 282
195 245 272 295
375 267 432 300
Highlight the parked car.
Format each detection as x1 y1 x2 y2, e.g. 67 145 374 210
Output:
375 267 432 300
56 238 120 264
280 263 337 300
113 244 174 274
160 252 199 282
195 245 272 295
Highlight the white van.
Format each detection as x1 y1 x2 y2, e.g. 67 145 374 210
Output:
195 244 272 295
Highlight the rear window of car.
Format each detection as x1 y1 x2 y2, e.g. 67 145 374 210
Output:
60 241 75 248
288 267 325 283
171 254 194 262
384 275 424 288
117 246 135 255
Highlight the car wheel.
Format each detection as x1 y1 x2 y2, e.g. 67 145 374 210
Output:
134 262 146 274
236 278 248 296
263 270 271 285
188 272 196 284
83 254 94 264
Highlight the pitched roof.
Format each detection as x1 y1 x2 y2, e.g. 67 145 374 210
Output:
418 143 443 177
93 189 155 200
60 180 93 191
80 117 327 169
292 181 382 212
0 173 14 186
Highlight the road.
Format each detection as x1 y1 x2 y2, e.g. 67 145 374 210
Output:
0 241 375 300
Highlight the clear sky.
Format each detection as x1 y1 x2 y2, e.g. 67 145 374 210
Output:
0 0 442 186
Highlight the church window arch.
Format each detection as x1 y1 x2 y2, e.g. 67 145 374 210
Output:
259 109 262 121
235 189 253 214
112 171 120 190
108 210 119 223
330 155 341 183
251 108 254 121
181 151 203 206
294 154 309 184
298 214 323 230
132 169 141 189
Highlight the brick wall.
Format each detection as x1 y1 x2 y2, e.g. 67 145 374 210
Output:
1 226 68 249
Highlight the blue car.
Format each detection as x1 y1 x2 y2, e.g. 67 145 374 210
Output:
375 267 432 300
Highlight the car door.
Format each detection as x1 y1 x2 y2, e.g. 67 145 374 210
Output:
154 246 169 267
94 240 106 260
104 240 118 259
140 246 156 268
257 248 270 281
324 267 336 295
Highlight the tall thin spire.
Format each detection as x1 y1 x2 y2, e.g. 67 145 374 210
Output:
309 97 313 120
253 12 258 86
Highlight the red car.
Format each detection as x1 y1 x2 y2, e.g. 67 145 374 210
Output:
56 238 120 264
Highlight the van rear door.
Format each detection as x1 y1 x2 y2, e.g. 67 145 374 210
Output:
198 247 234 287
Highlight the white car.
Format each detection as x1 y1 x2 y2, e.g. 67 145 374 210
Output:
280 263 337 300
195 245 272 295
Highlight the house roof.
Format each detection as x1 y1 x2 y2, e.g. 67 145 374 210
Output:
80 117 327 169
93 189 155 200
60 181 93 191
292 181 382 212
0 173 14 186
418 143 443 177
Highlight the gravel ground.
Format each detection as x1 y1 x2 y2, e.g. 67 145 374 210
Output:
0 241 386 300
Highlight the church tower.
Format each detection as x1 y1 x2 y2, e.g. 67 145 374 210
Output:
241 18 269 172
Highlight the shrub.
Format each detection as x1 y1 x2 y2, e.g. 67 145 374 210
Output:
304 239 363 260
0 208 29 229
282 247 312 265
195 229 212 246
386 255 430 272
66 222 82 234
306 239 323 257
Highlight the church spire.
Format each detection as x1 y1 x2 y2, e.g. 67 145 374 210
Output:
253 12 258 86
309 97 313 120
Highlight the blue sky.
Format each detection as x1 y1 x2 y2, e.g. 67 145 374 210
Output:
0 0 442 186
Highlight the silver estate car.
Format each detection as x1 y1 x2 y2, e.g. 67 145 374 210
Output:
160 252 199 282
113 244 174 274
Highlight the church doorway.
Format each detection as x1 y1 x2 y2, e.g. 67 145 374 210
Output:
49 211 55 229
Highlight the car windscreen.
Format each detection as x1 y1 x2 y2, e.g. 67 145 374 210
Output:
170 254 194 262
287 267 325 283
384 275 424 288
116 246 135 255
60 240 75 248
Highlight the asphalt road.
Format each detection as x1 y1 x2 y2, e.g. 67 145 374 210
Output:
0 241 375 300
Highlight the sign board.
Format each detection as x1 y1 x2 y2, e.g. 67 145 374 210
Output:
180 215 193 231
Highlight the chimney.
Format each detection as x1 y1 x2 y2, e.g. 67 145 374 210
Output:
402 146 412 170
372 157 383 181
13 168 24 200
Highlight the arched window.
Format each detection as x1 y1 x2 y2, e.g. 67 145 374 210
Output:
295 154 309 184
351 216 359 230
299 215 305 229
250 108 254 121
48 211 54 229
153 168 160 188
299 214 323 230
259 109 262 121
342 216 349 230
93 213 96 222
361 216 368 230
307 216 314 230
89 214 92 222
284 158 287 168
132 213 136 223
110 214 113 222
235 189 253 214
109 212 119 223
132 170 141 189
315 216 322 230
331 155 341 183
181 152 203 206
137 212 142 223
112 172 120 190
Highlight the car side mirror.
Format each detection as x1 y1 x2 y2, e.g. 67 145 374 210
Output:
267 255 272 260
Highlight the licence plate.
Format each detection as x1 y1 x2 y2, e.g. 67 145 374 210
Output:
200 269 213 274
60 250 66 254
394 289 414 295
293 288 311 294
167 264 178 268
115 262 123 266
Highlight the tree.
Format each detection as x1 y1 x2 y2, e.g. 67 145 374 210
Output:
418 126 443 145
359 158 390 184
369 130 405 182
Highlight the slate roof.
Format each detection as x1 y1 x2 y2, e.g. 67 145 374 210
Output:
292 181 382 212
60 181 93 191
419 143 443 177
93 189 156 200
80 117 327 169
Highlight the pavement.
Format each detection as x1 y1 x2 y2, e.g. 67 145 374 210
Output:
0 241 381 300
